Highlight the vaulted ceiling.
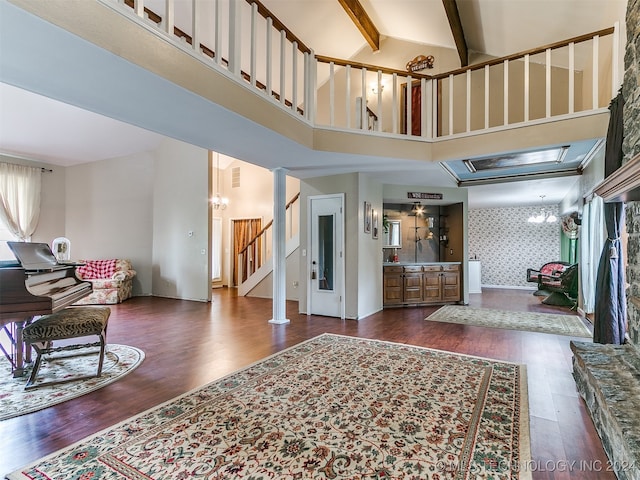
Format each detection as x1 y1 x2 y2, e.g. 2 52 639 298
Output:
0 0 628 207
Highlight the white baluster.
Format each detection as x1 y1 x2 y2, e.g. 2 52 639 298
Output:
214 0 221 66
524 54 530 121
568 44 574 114
329 62 335 127
266 17 273 97
428 78 436 139
165 0 174 36
229 0 241 75
546 49 551 118
360 68 367 129
503 59 509 126
345 65 351 128
392 73 398 134
466 69 471 132
612 21 620 96
292 42 298 113
448 74 453 135
407 75 413 136
377 70 383 132
250 2 257 86
484 65 489 129
280 30 286 106
191 0 198 53
421 77 427 137
592 35 599 109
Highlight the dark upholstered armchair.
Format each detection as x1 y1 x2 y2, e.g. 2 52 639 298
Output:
540 263 579 308
526 261 571 296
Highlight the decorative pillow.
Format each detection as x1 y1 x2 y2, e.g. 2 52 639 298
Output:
77 259 117 279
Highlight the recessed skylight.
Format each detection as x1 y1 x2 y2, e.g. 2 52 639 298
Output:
462 146 569 173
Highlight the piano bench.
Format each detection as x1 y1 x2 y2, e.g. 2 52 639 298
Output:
22 306 110 390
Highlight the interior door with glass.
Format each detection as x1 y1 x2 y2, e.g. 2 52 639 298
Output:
309 194 344 318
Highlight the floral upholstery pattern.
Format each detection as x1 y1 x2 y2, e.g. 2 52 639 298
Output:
74 259 136 305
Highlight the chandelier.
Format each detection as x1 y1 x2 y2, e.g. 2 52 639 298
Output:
212 152 229 210
527 195 557 223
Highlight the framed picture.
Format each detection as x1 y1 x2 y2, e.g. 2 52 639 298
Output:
372 209 379 239
364 201 372 233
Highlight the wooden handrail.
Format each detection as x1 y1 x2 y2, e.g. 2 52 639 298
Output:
238 192 300 257
123 0 304 114
316 26 614 82
431 27 615 80
245 0 311 54
315 55 433 80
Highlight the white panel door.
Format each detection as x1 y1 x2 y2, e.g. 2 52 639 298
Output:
309 194 344 318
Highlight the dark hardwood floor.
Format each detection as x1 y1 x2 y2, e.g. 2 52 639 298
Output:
1 288 612 479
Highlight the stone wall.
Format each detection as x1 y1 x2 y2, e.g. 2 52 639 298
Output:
623 0 640 349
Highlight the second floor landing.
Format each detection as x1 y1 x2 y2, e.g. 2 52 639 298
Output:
1 0 613 185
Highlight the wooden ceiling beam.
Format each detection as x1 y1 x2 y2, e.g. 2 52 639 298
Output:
337 0 380 52
442 0 468 67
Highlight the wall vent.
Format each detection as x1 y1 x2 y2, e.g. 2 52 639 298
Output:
231 167 241 188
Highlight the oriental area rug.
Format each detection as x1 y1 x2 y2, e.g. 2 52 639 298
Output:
426 305 592 338
0 344 144 421
7 334 532 480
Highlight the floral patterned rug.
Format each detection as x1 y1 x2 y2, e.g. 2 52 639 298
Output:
426 305 592 338
0 344 144 421
7 334 531 480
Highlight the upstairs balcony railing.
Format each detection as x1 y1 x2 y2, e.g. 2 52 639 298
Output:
102 0 620 141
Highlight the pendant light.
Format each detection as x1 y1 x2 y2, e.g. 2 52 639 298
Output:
212 152 229 210
528 195 557 223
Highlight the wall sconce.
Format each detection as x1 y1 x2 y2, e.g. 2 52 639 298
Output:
370 82 385 95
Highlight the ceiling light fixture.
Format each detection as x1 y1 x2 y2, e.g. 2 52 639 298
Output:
212 152 229 210
528 195 557 223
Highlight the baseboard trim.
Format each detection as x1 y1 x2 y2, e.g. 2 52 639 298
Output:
481 285 537 291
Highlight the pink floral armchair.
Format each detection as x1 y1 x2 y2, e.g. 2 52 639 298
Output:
73 259 136 304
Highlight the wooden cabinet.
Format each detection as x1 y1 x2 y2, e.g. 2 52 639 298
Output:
383 263 460 307
402 266 423 303
383 266 403 305
441 264 461 302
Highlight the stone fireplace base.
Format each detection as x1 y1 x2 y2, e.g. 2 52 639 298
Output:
571 341 640 480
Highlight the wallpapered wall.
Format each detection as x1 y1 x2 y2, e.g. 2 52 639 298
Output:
468 205 561 288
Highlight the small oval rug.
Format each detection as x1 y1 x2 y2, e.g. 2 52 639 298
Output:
0 344 144 421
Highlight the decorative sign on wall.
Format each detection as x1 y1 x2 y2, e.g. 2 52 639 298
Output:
407 192 443 200
406 55 435 73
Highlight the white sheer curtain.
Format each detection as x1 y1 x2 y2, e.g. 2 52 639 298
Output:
0 162 42 241
580 195 604 314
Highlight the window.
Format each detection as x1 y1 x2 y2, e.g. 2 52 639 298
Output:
0 219 18 261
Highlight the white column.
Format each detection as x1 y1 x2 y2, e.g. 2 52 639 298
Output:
269 167 290 324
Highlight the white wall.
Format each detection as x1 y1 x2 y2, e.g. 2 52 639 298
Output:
65 152 155 296
152 138 210 302
468 205 561 288
358 174 384 318
300 173 361 318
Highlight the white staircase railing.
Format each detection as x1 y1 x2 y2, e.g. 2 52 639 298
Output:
237 192 299 292
100 0 620 141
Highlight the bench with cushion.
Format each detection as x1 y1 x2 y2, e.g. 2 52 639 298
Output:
22 306 110 389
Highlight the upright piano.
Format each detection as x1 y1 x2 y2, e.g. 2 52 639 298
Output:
0 264 92 377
